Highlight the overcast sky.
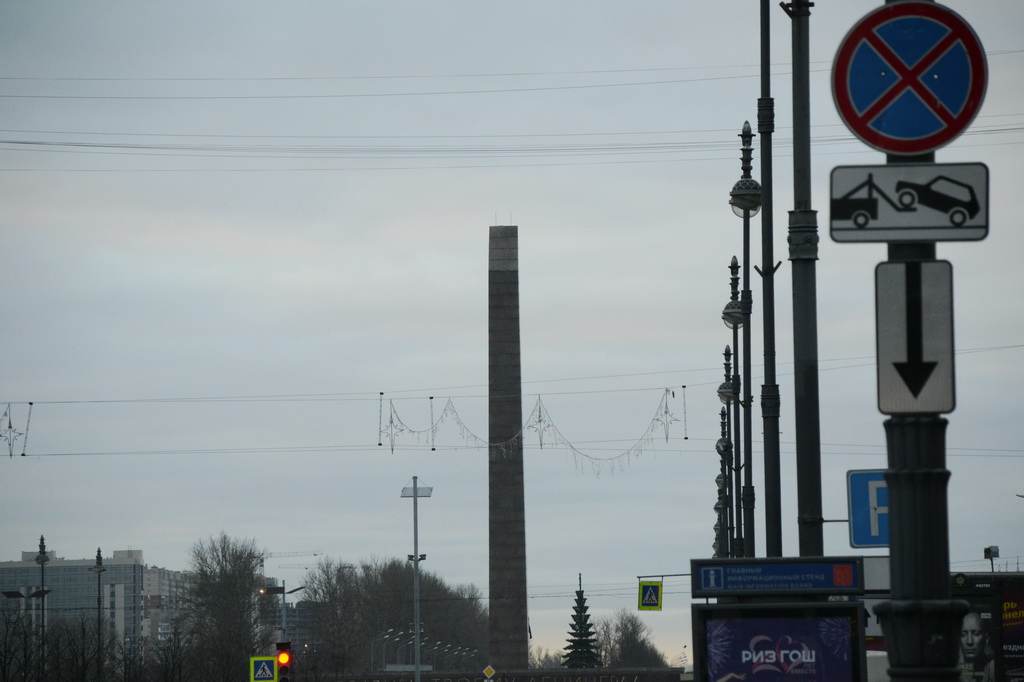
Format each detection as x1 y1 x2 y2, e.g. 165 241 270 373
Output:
2 1 1022 663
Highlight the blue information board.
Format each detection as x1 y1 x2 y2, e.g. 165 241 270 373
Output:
691 557 864 597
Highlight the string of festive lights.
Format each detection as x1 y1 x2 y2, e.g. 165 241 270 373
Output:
378 388 684 473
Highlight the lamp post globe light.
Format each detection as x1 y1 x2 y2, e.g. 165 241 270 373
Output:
729 122 761 558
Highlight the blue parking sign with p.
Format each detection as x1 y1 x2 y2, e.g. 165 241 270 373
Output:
848 470 890 548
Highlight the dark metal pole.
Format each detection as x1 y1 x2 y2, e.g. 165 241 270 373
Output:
758 0 782 558
730 124 762 558
874 412 966 682
715 408 731 558
35 536 48 681
871 0 968 666
720 349 736 556
94 547 106 682
740 208 756 559
725 262 744 554
783 0 824 556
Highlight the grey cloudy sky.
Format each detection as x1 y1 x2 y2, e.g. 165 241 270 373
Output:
2 1 1022 661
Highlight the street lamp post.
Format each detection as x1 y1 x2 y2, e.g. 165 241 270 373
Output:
722 264 744 554
729 123 762 558
35 536 49 680
372 629 395 671
92 548 106 681
714 407 732 558
401 477 432 682
384 631 407 670
985 546 999 573
717 347 738 557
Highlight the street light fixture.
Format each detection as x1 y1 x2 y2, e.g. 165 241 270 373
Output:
729 122 761 558
984 546 999 573
401 477 432 682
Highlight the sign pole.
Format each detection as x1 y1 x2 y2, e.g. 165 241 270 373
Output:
829 2 987 677
873 241 966 682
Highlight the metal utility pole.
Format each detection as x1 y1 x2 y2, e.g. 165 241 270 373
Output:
92 548 106 681
758 0 783 559
402 477 432 682
783 0 824 557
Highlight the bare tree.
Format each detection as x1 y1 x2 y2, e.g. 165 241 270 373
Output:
529 646 563 669
183 533 277 682
595 618 614 667
299 556 487 675
149 624 195 682
0 603 34 682
303 557 362 678
597 609 667 668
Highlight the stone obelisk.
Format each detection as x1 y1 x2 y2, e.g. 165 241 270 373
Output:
487 225 529 669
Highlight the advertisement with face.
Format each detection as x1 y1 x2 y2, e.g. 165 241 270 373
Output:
958 607 997 682
952 574 1013 682
694 604 863 682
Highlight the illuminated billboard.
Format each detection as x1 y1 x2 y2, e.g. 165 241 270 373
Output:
692 602 866 682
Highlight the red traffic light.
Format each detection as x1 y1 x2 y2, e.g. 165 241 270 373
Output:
276 641 292 681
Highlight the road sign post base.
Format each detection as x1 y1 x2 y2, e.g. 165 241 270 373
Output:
879 415 964 680
873 599 968 681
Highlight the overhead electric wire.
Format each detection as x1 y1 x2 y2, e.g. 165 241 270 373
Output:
4 343 1020 407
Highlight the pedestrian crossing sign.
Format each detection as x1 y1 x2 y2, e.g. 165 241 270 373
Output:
251 656 277 682
638 581 663 611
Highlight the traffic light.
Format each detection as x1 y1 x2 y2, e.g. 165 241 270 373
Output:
276 641 292 682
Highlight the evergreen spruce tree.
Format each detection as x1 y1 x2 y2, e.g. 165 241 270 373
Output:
562 575 602 668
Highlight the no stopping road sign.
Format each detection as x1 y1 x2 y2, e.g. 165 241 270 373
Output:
833 2 986 155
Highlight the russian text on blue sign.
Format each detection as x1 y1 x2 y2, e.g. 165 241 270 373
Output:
847 470 890 548
690 557 864 597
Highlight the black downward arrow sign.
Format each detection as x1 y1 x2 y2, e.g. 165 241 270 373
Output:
894 261 937 397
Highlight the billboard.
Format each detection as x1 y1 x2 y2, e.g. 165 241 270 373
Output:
692 602 866 682
952 572 1024 682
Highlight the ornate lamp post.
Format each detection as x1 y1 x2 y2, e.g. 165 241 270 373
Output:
722 261 745 554
714 407 733 558
717 347 738 557
92 548 106 680
728 122 762 558
35 536 49 679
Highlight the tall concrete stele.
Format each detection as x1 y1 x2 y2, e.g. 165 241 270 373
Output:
487 225 529 670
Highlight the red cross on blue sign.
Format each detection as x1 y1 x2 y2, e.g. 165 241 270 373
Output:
832 2 986 155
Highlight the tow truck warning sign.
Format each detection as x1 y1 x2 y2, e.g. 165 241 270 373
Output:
830 163 988 243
